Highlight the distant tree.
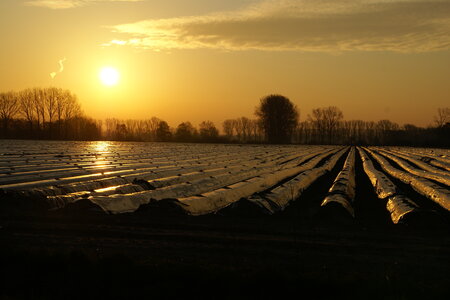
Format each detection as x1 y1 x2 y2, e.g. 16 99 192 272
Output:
403 124 419 131
199 121 219 142
175 122 198 142
376 119 399 145
55 89 69 138
67 116 101 140
238 117 252 142
62 92 82 139
296 121 312 144
115 124 128 141
249 119 262 142
434 107 450 128
18 89 36 136
308 106 343 144
156 120 172 142
222 119 235 139
34 88 46 133
45 87 58 137
147 116 161 141
377 119 399 132
0 91 19 137
255 94 299 144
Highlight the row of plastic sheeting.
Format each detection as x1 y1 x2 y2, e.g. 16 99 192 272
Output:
365 148 450 212
320 147 356 217
359 148 419 223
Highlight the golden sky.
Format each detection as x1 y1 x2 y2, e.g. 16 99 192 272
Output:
1 0 449 127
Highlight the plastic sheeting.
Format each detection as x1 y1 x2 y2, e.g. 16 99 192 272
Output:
372 148 450 186
238 148 348 215
364 147 450 212
170 148 346 215
70 147 340 214
321 147 356 217
380 148 450 176
358 147 419 224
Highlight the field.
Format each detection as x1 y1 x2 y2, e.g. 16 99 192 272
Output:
0 140 449 299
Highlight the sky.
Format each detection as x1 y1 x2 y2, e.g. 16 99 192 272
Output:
0 0 449 128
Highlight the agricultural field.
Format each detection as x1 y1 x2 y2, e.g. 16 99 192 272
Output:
0 140 449 223
0 140 449 298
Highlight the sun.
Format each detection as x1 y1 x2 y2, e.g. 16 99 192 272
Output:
99 67 120 86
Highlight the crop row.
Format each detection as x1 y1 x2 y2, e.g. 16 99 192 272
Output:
0 141 449 225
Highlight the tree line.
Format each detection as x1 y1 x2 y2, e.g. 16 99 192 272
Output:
0 88 101 140
103 118 221 143
1 88 448 147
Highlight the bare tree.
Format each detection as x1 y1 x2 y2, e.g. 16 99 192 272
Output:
199 120 219 142
376 119 399 144
45 87 59 137
104 118 117 139
434 107 450 128
62 93 82 139
377 119 399 132
31 88 46 133
365 121 376 144
222 119 234 139
63 94 81 120
19 89 36 135
239 117 252 142
308 106 343 144
55 89 71 138
148 116 161 141
0 91 19 137
249 119 260 142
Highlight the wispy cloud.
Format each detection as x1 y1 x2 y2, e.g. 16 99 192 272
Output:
105 0 450 53
50 57 66 79
25 0 142 10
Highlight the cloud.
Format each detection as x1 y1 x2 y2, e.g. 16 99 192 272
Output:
50 57 66 79
25 0 142 9
105 0 450 53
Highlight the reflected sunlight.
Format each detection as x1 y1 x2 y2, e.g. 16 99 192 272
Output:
91 141 111 153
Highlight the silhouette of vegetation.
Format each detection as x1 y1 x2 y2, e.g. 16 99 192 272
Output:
156 121 172 142
199 121 219 142
0 91 19 137
255 94 299 144
308 106 344 144
222 117 262 143
0 88 448 147
0 88 100 140
175 122 198 142
434 107 450 128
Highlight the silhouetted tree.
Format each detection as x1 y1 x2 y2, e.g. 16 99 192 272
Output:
115 124 128 140
376 119 399 144
18 89 35 137
295 121 311 144
2 86 450 147
222 119 235 139
434 107 450 128
147 117 161 141
175 122 198 142
308 106 343 144
249 119 262 142
0 91 19 137
255 94 298 144
199 121 219 142
45 88 57 137
156 120 172 142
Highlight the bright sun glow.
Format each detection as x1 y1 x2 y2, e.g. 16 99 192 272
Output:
99 67 120 86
